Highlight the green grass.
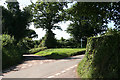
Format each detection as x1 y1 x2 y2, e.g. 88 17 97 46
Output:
77 55 93 78
35 48 86 59
28 47 47 54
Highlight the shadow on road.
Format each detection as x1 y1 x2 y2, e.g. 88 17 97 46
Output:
2 51 85 74
23 51 85 61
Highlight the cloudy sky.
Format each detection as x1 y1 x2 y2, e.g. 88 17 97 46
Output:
0 0 115 40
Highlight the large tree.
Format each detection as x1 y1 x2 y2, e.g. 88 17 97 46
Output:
31 2 67 48
2 1 37 41
66 2 120 45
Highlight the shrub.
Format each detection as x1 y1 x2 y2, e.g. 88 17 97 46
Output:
77 34 120 78
2 34 23 69
57 38 87 48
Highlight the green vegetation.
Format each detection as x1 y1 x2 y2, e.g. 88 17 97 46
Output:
42 30 58 48
57 37 86 48
31 2 67 48
35 48 86 59
2 2 37 41
1 1 120 72
2 34 24 69
28 47 47 54
66 2 120 48
77 34 120 78
1 1 38 69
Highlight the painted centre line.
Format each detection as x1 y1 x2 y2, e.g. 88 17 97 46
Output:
47 64 77 78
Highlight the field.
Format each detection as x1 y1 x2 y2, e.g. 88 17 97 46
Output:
35 48 86 59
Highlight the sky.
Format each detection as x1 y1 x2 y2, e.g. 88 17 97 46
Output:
0 0 115 40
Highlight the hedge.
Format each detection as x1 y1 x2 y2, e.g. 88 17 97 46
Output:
2 34 23 69
77 34 120 78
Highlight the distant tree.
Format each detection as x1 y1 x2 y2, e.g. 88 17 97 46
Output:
67 21 95 45
58 37 66 48
60 37 65 42
43 30 57 48
31 2 67 48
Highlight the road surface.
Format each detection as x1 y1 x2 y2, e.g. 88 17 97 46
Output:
1 54 85 78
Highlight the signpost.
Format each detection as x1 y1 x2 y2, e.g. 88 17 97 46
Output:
81 38 84 48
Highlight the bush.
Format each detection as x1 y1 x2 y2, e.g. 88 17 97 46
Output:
77 34 120 78
57 38 87 48
2 34 23 69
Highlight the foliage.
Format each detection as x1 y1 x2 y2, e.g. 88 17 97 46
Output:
42 30 57 48
31 2 67 31
67 21 97 44
31 2 67 48
66 2 120 44
35 48 86 59
57 37 86 48
2 2 37 41
32 40 41 48
2 34 24 69
28 47 47 54
104 28 119 35
18 38 35 53
57 37 67 48
77 34 120 78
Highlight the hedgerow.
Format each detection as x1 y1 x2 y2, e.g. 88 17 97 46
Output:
77 33 120 78
2 34 24 69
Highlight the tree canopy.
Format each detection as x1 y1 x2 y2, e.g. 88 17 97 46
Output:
31 2 67 48
66 2 120 43
2 1 37 41
31 2 67 31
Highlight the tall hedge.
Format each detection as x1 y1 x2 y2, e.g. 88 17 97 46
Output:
2 34 23 69
77 34 120 78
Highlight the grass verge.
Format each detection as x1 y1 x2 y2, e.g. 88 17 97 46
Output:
77 55 92 78
28 47 47 54
35 48 86 59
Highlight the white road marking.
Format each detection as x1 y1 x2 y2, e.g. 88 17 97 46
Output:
61 70 66 73
66 68 70 71
47 64 77 78
21 67 26 69
47 76 55 78
55 73 61 76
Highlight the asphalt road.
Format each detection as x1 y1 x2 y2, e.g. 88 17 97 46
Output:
2 54 85 78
